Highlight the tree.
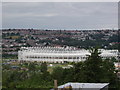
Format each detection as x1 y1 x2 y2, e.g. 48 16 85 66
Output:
52 67 64 84
62 68 74 83
101 59 117 88
28 63 36 71
41 62 47 73
84 48 103 82
72 48 118 89
73 62 87 82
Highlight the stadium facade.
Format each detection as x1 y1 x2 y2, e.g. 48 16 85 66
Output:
18 47 118 63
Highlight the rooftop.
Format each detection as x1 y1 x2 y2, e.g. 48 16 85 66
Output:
58 82 109 89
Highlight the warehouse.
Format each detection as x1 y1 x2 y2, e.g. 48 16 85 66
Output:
18 46 118 63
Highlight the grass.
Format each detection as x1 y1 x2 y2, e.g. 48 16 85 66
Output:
47 63 70 73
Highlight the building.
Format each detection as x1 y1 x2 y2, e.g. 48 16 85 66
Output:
57 82 109 90
18 46 118 63
114 62 120 70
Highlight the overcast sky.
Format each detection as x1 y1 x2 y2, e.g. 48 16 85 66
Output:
2 2 118 30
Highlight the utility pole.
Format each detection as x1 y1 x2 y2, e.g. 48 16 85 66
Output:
118 1 120 80
117 29 120 90
54 80 58 90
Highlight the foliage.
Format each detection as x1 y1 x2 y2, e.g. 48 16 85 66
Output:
2 48 120 89
71 48 118 88
41 62 47 73
51 67 64 85
84 48 103 82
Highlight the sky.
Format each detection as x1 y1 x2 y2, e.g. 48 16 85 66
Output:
2 2 118 30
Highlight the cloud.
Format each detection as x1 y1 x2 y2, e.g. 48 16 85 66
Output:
2 2 118 29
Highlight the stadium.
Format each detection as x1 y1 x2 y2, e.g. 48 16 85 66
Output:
18 47 118 63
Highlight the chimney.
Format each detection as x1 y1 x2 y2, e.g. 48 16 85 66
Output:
54 80 58 90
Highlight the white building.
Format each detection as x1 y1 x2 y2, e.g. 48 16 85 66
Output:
57 82 109 90
18 47 118 63
114 62 120 70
